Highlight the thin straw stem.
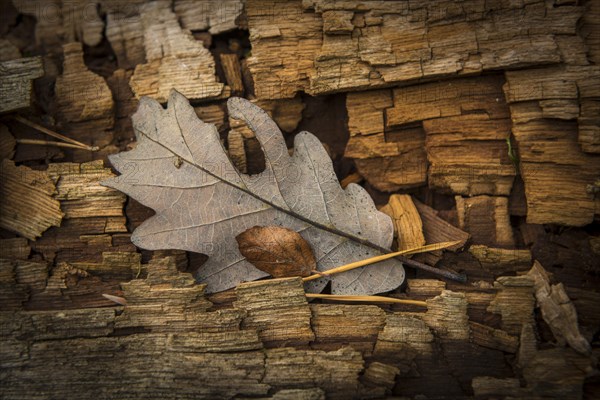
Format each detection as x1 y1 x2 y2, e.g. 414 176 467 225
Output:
306 293 427 307
16 139 96 150
303 241 462 282
14 115 98 151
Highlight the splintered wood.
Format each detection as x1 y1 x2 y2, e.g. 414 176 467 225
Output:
1 253 595 399
12 0 104 50
0 160 63 240
503 66 600 225
129 1 225 102
0 56 44 113
345 76 515 193
32 160 132 268
55 42 114 153
246 0 579 99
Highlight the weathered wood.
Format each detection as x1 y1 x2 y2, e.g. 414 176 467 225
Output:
362 361 399 391
246 0 580 99
380 194 425 251
423 290 469 340
12 0 103 50
412 199 469 266
220 53 245 96
0 237 29 260
455 195 514 247
503 66 600 225
129 1 225 102
488 275 535 336
468 245 532 276
55 42 114 156
174 0 244 34
345 88 427 191
234 277 314 346
310 304 385 354
469 321 518 353
0 38 21 62
0 259 47 310
0 159 63 240
0 124 15 158
1 0 598 397
32 160 132 265
527 260 591 355
0 56 44 113
104 7 145 70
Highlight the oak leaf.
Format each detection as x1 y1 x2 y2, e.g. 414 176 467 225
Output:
103 90 404 294
236 225 316 278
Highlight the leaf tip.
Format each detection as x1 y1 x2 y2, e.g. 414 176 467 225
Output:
168 88 188 105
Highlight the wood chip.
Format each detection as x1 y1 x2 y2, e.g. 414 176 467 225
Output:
0 160 63 240
380 194 425 251
0 57 44 113
455 196 514 247
129 1 224 102
527 261 591 355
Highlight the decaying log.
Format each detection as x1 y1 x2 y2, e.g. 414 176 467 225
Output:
0 38 21 62
0 259 48 310
488 275 535 336
0 124 15 158
246 0 581 99
362 362 399 392
0 56 44 113
310 304 385 354
104 6 145 70
1 0 598 397
234 278 314 347
220 53 245 96
345 89 427 192
469 321 518 353
2 251 595 398
468 245 532 276
527 260 591 355
32 160 131 266
503 66 600 225
345 76 515 193
12 0 104 50
129 1 225 102
0 237 30 260
455 195 514 247
0 159 63 240
174 0 244 34
55 42 114 154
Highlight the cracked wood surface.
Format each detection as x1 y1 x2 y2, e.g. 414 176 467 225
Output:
1 252 596 399
246 0 581 99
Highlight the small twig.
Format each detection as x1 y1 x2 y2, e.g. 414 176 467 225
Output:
16 139 95 150
13 115 98 151
102 293 128 306
306 293 427 307
303 241 463 282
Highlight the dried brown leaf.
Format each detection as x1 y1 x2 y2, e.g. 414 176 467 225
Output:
236 226 316 278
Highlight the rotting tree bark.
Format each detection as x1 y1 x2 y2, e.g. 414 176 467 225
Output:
1 256 596 399
1 0 599 398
